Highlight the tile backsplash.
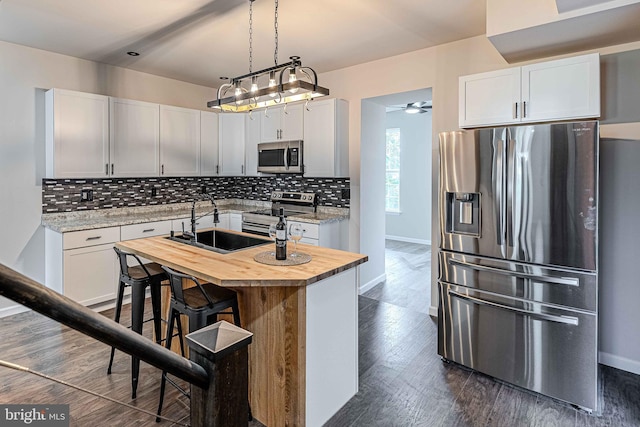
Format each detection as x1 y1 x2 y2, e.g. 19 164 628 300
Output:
42 176 350 213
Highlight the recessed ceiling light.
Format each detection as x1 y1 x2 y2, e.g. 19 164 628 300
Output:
127 51 140 56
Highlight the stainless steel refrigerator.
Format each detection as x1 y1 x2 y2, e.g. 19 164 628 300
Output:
438 121 599 412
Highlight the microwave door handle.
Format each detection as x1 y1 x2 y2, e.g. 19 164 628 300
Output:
284 145 289 170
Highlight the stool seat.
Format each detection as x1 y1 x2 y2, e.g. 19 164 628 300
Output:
181 283 238 310
127 262 165 281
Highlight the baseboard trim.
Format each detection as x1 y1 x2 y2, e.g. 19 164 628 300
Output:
0 304 30 318
0 294 135 319
428 306 438 318
359 273 386 294
599 351 640 375
385 235 431 246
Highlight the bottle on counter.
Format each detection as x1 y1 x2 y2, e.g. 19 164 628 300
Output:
275 208 287 260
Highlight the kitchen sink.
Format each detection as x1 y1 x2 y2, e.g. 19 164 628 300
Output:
167 229 271 254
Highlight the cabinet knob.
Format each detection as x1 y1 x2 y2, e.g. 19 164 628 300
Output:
513 102 518 119
111 163 114 174
523 101 527 118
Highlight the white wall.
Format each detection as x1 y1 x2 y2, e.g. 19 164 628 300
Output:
359 100 387 290
384 110 432 244
0 40 214 316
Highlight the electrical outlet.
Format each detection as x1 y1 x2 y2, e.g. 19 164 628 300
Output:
341 188 350 199
151 188 157 197
81 189 93 202
201 185 207 193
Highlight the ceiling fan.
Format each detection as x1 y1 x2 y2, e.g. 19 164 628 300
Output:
403 101 432 114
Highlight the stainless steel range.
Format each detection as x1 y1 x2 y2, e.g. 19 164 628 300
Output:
242 191 317 236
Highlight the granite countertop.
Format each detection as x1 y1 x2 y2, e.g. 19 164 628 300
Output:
41 200 349 233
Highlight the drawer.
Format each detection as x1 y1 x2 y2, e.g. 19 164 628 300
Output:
439 251 597 312
63 226 120 250
121 220 172 241
288 221 319 239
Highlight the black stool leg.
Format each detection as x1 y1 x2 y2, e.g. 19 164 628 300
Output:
232 299 242 327
157 309 176 422
130 282 146 399
150 280 163 344
107 280 126 375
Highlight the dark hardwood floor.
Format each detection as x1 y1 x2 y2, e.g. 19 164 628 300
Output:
1 240 638 426
326 240 640 427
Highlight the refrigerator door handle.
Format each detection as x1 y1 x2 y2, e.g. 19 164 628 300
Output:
448 289 580 326
449 258 579 287
506 129 515 248
492 136 506 249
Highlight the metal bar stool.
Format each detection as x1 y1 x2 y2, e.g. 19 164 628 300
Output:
156 265 242 422
108 247 167 399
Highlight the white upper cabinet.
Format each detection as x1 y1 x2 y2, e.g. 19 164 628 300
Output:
260 103 304 142
110 97 160 177
219 113 245 176
459 68 520 128
45 89 110 178
303 98 349 177
200 111 219 176
160 105 201 176
245 111 261 176
459 53 600 128
521 54 600 123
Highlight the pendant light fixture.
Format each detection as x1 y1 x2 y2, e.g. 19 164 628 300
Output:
208 0 329 112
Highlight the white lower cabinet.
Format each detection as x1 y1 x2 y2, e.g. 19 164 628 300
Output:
46 226 120 307
230 213 242 232
287 220 346 250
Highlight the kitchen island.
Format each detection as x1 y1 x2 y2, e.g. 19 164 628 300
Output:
116 231 367 427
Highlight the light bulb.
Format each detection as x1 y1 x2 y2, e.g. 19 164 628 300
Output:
234 81 244 105
268 71 277 98
250 76 258 93
288 69 298 94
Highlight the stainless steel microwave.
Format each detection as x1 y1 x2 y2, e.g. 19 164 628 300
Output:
257 140 303 174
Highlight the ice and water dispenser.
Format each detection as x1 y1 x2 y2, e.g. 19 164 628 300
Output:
445 192 480 236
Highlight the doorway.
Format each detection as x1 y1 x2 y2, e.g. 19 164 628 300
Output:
359 89 432 313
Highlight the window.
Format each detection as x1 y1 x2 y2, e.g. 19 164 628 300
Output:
385 128 400 213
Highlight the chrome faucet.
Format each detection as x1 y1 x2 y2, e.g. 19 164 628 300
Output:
185 192 220 242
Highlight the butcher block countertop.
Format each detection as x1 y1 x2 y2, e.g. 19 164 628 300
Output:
115 232 367 288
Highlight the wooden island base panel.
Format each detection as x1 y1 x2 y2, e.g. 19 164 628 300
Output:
116 231 367 427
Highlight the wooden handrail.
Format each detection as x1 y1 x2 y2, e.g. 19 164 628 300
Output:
0 263 208 389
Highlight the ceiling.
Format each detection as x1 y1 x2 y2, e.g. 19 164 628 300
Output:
0 0 486 88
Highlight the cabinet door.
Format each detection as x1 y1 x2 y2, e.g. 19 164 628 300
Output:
245 112 261 176
46 89 110 178
229 213 242 231
215 213 231 229
219 113 245 175
261 107 282 142
110 98 160 177
304 99 337 177
521 53 600 123
160 105 201 176
201 111 219 176
172 215 216 233
63 243 118 306
281 103 304 140
459 68 520 128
